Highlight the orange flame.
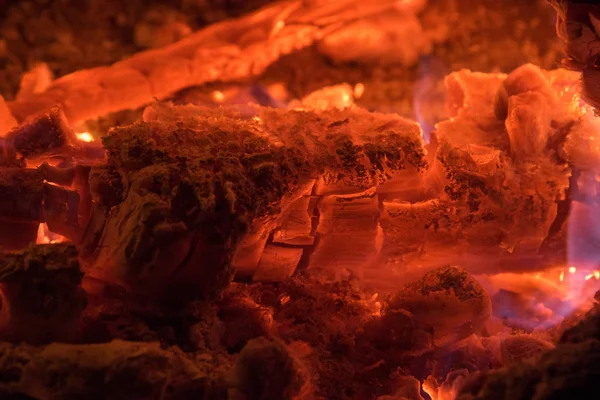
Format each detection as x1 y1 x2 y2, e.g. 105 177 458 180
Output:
36 223 68 244
76 132 94 142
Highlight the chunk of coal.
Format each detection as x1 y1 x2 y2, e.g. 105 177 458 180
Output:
218 293 273 352
0 244 86 344
81 103 426 300
385 266 492 346
230 337 310 400
0 339 218 399
359 308 434 358
3 107 78 159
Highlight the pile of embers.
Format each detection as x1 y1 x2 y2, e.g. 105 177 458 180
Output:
0 63 600 399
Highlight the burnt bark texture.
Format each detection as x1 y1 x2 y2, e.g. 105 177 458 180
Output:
80 104 426 299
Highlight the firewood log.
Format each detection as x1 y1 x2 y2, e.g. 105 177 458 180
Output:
4 0 409 126
80 103 426 299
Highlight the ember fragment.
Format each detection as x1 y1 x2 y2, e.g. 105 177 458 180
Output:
4 107 78 158
230 337 311 400
385 266 492 346
0 244 86 344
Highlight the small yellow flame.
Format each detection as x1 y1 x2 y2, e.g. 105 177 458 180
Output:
559 270 565 282
76 132 94 143
569 266 577 274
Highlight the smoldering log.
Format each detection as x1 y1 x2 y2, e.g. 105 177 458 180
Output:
81 103 427 299
4 0 411 125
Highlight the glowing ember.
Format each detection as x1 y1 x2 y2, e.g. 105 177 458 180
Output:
212 90 225 103
76 132 94 142
36 223 68 244
353 83 365 99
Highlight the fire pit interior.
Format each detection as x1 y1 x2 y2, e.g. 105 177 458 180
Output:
0 0 599 399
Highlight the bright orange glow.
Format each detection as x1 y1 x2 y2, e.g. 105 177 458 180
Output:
76 132 94 142
353 83 365 99
36 223 68 244
212 90 225 103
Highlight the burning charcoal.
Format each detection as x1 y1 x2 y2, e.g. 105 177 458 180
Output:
481 334 555 366
5 0 403 125
505 91 551 160
272 194 315 246
81 104 426 299
38 162 75 187
444 68 506 124
307 188 382 280
359 309 434 358
289 84 356 111
378 199 458 267
4 107 78 159
378 375 424 400
503 64 556 100
252 244 304 283
233 218 279 279
234 178 314 279
0 339 216 399
0 244 86 344
317 11 430 66
424 369 470 400
494 63 557 121
219 294 273 352
385 266 492 346
230 337 311 400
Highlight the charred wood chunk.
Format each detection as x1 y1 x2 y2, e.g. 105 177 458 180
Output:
307 188 382 279
231 337 310 400
252 244 304 283
4 107 78 159
385 266 492 347
458 307 600 400
82 104 426 299
0 244 86 344
219 293 273 352
0 339 217 399
359 308 434 359
0 168 44 223
38 162 75 187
